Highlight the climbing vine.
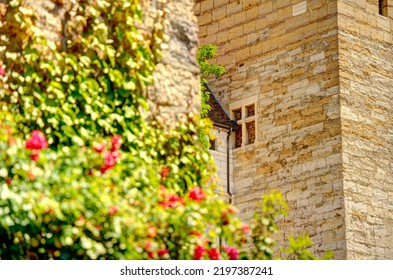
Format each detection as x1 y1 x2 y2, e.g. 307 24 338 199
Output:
0 0 163 147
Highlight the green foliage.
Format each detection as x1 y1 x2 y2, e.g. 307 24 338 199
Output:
197 44 227 80
196 44 226 148
286 235 334 260
0 0 163 147
0 117 249 260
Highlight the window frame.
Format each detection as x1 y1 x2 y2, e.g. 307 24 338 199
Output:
229 96 258 149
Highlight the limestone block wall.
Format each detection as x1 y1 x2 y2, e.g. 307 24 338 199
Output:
337 0 393 259
196 0 346 258
146 0 201 125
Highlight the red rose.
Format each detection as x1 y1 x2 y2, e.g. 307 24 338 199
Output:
224 246 239 260
188 186 206 202
105 152 117 167
147 251 155 259
30 150 40 161
207 247 221 260
0 66 5 77
158 248 169 257
6 177 12 185
26 130 48 150
100 151 120 174
160 166 170 179
111 135 122 151
160 194 183 208
193 245 205 260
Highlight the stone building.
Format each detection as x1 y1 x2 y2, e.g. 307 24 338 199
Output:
196 0 393 259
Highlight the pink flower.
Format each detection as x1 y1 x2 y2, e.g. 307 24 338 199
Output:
28 170 36 181
224 246 239 260
241 224 251 234
193 245 205 260
108 205 118 215
111 135 122 151
100 151 120 173
25 130 48 150
188 186 206 202
144 241 152 250
207 247 221 260
228 205 238 214
0 66 5 77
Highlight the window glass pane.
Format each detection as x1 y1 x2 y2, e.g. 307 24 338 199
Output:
233 108 242 120
209 139 216 150
246 121 255 145
246 104 255 117
235 129 242 148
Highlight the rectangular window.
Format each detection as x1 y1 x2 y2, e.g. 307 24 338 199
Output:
379 0 388 16
230 96 257 149
209 139 216 151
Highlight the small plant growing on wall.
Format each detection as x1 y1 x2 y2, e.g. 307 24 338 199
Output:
196 44 226 149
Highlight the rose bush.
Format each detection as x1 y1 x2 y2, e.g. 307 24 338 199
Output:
0 122 250 260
